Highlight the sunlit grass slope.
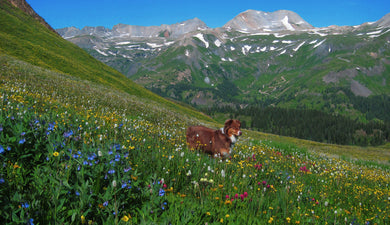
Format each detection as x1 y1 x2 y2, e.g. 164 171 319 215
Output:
1 54 389 224
0 0 212 122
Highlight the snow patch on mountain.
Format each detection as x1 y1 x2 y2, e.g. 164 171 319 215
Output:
293 41 305 51
194 33 209 48
281 16 295 31
313 39 326 48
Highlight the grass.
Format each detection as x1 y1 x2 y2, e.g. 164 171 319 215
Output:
1 53 389 224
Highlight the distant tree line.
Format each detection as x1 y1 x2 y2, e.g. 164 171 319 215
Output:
203 105 390 146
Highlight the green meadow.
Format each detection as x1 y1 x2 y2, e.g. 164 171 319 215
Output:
1 54 389 224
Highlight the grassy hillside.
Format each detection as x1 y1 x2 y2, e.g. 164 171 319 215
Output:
1 54 389 224
0 0 212 123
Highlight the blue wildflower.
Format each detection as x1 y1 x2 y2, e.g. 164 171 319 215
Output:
28 218 34 225
0 178 5 183
0 145 4 154
63 130 73 138
88 153 96 161
103 201 108 207
75 191 80 196
159 188 165 196
113 144 121 150
0 125 3 132
108 169 115 174
121 183 127 188
47 122 55 131
21 202 29 208
21 132 26 136
19 138 26 144
7 146 11 151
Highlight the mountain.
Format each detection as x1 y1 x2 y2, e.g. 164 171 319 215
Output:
223 9 314 32
0 0 211 122
57 17 208 39
57 10 390 123
374 12 390 27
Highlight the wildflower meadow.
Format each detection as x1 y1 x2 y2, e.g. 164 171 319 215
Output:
1 55 389 224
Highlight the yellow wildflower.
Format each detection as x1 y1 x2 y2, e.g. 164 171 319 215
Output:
53 152 59 157
121 215 130 222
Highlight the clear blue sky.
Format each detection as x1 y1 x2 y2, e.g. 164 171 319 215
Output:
27 0 389 29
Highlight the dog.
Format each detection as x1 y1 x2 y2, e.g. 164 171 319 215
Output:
186 119 242 158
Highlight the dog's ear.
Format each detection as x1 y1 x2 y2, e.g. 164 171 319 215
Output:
224 119 233 127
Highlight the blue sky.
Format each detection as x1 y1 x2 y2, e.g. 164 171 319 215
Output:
28 0 389 29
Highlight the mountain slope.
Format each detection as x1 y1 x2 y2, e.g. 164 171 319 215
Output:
0 0 212 122
57 10 390 123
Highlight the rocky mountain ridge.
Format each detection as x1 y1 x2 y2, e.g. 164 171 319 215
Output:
56 9 390 122
57 10 390 39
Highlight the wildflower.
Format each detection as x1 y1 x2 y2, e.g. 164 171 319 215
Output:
286 217 291 223
81 215 86 224
221 169 225 178
159 188 165 196
112 180 117 188
0 145 4 154
63 130 73 138
28 218 34 225
0 178 4 184
206 212 211 216
226 214 230 218
121 215 129 222
108 169 115 174
19 138 26 144
13 163 20 169
53 152 59 157
186 170 192 176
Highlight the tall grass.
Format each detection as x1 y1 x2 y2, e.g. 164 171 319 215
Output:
1 55 389 224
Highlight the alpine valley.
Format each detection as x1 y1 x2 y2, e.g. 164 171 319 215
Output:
57 10 390 144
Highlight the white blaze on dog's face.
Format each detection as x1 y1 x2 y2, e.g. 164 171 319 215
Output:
224 119 242 143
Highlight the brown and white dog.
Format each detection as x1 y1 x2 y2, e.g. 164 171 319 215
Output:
186 119 242 158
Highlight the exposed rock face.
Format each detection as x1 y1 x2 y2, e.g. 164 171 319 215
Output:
57 18 208 39
223 10 314 32
374 13 390 27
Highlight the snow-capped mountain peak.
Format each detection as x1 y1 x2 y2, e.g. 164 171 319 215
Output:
223 10 314 32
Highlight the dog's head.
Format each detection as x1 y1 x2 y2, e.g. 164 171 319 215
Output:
224 119 242 143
